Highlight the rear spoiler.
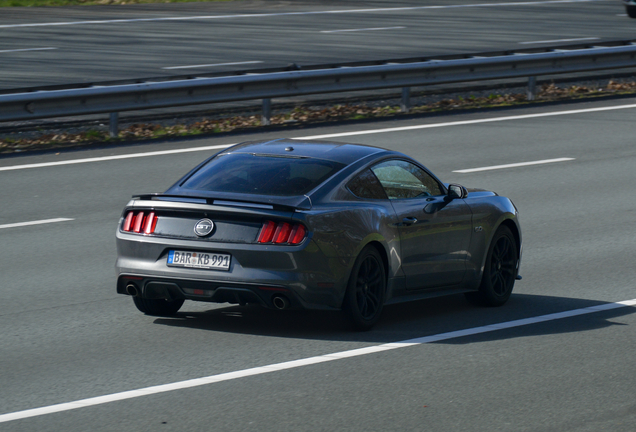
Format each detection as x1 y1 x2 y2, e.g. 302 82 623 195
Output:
131 193 312 211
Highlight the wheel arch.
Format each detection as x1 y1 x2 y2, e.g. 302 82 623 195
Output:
339 240 390 308
500 218 521 258
473 216 521 287
365 240 389 281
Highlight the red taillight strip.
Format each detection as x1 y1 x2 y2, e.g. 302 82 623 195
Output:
143 212 156 235
122 212 134 231
132 212 144 233
258 220 307 245
122 211 157 235
273 222 291 244
289 224 306 245
257 220 277 243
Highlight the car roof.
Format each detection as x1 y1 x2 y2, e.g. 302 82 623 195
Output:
224 138 388 165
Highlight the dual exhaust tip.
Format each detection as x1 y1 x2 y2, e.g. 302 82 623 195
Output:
128 282 291 310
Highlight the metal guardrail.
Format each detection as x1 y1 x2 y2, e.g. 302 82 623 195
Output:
2 41 636 136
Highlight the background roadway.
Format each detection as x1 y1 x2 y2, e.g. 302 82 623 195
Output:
1 0 636 90
0 97 635 430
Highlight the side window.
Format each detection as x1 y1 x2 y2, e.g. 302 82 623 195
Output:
371 160 443 200
347 169 388 200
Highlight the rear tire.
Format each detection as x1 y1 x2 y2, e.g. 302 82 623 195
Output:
626 5 636 18
466 225 518 307
133 297 184 316
343 246 386 331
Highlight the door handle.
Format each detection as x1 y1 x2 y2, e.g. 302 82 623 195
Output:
402 217 418 226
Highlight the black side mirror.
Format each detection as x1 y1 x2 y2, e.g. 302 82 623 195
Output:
447 184 467 199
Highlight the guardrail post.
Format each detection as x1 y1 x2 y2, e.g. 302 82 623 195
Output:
109 112 119 138
527 76 537 101
401 87 411 113
262 99 272 126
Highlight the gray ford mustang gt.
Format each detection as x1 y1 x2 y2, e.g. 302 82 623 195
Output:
116 138 522 330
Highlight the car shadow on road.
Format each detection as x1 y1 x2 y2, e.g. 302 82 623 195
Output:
152 293 635 344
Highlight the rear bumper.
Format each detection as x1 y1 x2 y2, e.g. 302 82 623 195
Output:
117 274 307 309
115 230 350 310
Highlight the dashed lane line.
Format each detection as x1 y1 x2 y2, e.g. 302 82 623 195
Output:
0 218 74 229
162 61 263 70
0 47 57 53
453 157 575 173
518 37 599 44
321 26 406 33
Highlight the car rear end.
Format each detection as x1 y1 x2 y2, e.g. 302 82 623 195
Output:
115 194 351 311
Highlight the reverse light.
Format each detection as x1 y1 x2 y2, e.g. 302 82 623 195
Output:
258 220 307 245
122 211 157 235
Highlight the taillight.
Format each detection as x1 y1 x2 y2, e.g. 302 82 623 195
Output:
257 220 276 243
273 222 291 244
132 212 144 233
143 212 156 234
122 211 157 235
258 220 307 245
288 224 306 244
122 212 134 231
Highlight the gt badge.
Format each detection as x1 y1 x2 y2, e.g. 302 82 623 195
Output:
194 218 214 237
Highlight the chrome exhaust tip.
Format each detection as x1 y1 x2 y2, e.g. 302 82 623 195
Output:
125 283 139 297
272 295 290 310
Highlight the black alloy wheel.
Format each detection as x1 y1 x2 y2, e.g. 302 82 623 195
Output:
466 225 517 307
344 246 386 331
133 296 184 316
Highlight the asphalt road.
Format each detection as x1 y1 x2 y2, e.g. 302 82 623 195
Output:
1 0 636 90
0 97 635 431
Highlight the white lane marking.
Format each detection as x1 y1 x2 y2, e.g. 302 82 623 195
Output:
162 61 263 70
617 13 628 16
297 103 636 140
519 37 600 44
0 0 607 29
2 102 636 173
0 218 74 229
453 157 575 173
1 297 635 424
0 144 232 172
321 26 406 33
0 47 57 53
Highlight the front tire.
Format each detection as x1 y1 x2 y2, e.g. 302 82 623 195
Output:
133 297 184 316
466 225 518 307
343 246 386 331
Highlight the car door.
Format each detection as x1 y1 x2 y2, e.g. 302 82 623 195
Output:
370 159 473 290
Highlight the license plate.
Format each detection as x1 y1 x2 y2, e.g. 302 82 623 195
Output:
167 250 231 271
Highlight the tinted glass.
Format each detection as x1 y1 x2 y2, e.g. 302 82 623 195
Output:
371 160 443 199
181 153 345 196
347 169 388 200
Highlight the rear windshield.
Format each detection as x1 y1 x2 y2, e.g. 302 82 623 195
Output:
180 153 346 196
